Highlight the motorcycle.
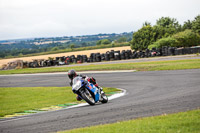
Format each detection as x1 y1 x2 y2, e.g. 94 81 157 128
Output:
72 76 108 105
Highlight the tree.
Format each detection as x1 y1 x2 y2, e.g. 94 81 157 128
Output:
81 42 87 47
117 37 127 43
51 47 59 51
192 15 200 34
156 17 180 29
152 25 166 42
96 39 111 45
18 53 24 57
182 20 192 30
101 39 111 45
131 17 186 51
70 44 75 50
143 21 151 26
96 40 102 45
130 25 154 51
154 17 181 38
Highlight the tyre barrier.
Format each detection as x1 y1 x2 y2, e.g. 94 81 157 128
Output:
25 46 200 68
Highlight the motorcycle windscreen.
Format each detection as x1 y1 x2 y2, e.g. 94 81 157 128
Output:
87 83 100 102
72 76 84 91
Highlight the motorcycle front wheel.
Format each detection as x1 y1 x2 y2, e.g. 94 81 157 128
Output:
101 93 108 103
81 89 95 105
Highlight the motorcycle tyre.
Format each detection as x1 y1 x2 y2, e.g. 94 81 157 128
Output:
101 93 108 103
81 90 95 105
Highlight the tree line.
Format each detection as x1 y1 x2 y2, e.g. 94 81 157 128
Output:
130 15 200 51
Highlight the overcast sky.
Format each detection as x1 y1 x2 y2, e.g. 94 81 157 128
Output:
0 0 200 40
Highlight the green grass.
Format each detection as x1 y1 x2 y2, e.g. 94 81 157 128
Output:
0 87 119 117
59 109 200 133
0 59 200 75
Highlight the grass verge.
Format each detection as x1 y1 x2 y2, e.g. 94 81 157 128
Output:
0 59 200 75
59 109 200 133
0 87 119 117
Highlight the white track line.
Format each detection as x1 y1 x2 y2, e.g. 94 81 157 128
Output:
108 88 126 100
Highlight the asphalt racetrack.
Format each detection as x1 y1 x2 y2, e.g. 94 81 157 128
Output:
0 69 200 133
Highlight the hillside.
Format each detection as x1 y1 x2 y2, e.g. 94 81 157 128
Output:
0 32 133 58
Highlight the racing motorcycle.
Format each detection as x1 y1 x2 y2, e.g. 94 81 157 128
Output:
72 76 108 105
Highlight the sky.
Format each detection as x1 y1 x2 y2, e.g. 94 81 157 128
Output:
0 0 200 40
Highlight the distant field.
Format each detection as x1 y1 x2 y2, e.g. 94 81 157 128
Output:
0 46 131 67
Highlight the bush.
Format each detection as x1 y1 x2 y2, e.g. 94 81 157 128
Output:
148 37 176 49
173 29 200 47
148 44 158 50
148 30 200 49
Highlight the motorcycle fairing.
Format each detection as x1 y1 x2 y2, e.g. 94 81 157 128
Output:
86 83 100 102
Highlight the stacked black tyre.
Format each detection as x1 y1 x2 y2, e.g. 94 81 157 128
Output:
95 53 101 62
114 51 121 60
105 51 110 61
109 50 115 61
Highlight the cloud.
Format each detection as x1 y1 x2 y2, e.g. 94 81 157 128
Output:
0 0 200 40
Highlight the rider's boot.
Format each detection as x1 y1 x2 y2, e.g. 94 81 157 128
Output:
76 95 82 101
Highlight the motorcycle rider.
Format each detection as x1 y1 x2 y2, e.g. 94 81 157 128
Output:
68 69 103 101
